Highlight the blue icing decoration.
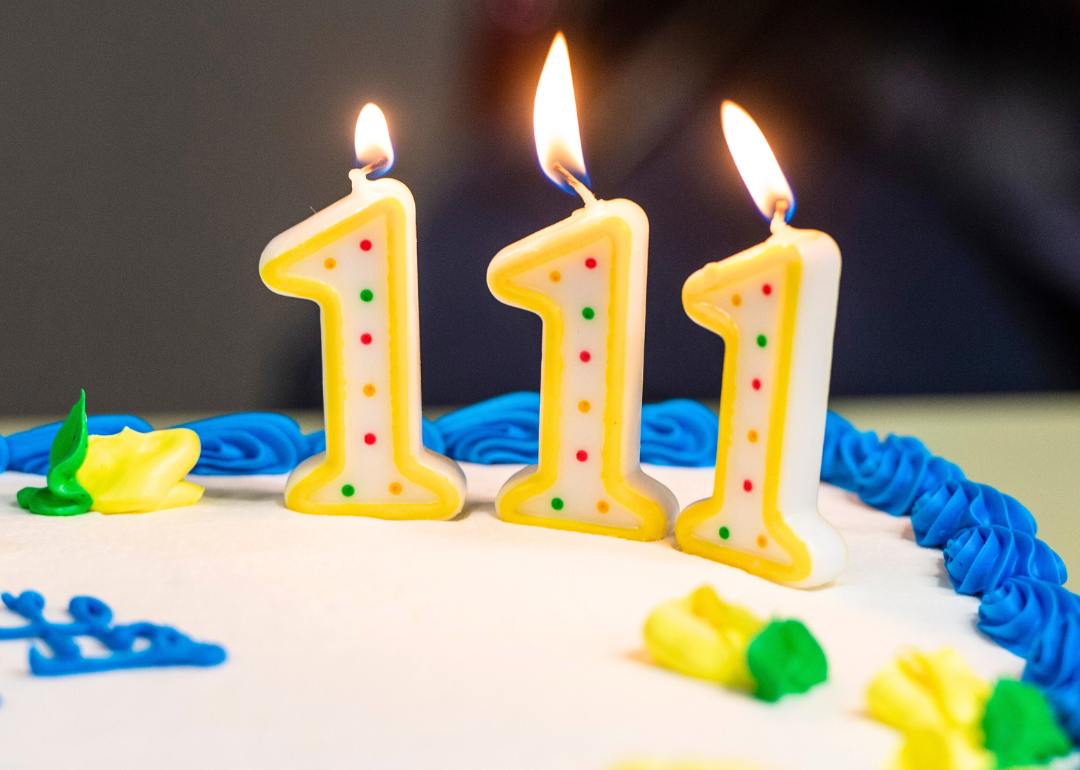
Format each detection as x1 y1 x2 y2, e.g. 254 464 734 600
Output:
1023 608 1080 704
978 577 1080 657
4 415 153 474
0 591 225 676
302 417 445 461
0 434 8 473
177 413 319 475
1043 683 1080 743
435 391 540 464
944 525 1067 596
911 479 1036 548
639 399 718 467
820 411 880 490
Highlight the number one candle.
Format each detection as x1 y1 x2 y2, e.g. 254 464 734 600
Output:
487 34 677 541
260 104 465 518
676 102 847 587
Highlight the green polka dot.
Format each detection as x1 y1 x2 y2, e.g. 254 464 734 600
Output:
342 484 355 497
756 334 767 348
551 497 564 510
360 289 374 302
582 307 595 320
719 526 730 539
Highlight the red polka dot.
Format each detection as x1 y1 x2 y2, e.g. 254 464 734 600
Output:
762 283 772 295
576 450 588 462
360 333 372 345
580 351 591 362
752 378 761 390
360 239 372 251
743 479 753 492
585 258 597 269
364 433 376 445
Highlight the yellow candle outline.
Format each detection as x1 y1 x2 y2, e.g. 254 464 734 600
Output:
261 197 462 519
489 215 668 541
676 244 812 582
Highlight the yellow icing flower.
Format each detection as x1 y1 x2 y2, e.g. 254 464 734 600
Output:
643 586 765 690
77 427 204 514
867 648 993 770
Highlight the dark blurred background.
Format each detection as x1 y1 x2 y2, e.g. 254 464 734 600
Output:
2 0 1079 415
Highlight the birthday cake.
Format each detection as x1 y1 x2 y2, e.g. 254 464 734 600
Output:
2 32 1076 770
0 398 1076 770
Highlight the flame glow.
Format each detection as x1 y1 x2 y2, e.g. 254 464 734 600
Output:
354 103 394 177
721 101 795 222
533 32 589 194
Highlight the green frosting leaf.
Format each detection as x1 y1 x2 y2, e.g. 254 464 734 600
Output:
16 391 93 516
982 679 1071 767
746 619 828 702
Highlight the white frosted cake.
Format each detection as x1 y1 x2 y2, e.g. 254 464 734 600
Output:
0 463 1028 769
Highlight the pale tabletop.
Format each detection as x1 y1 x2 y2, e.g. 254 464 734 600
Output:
2 393 1077 589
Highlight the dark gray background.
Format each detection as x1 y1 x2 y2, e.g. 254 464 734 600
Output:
2 0 1079 415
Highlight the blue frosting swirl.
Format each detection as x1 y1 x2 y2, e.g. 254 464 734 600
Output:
978 577 1080 657
911 479 1036 548
640 399 718 466
177 413 321 476
943 525 1067 596
1043 682 1080 743
1023 608 1080 693
819 412 964 516
435 392 540 464
3 415 153 474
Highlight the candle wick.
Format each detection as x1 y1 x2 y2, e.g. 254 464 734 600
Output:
358 156 390 178
770 200 790 234
554 162 597 206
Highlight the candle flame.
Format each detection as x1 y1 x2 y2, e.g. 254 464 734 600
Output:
533 32 589 194
354 103 394 177
721 101 795 222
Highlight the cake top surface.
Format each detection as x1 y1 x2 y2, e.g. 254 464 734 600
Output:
0 463 1021 770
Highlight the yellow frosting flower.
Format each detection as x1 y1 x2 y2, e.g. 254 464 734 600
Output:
867 648 993 770
76 427 204 514
643 586 765 690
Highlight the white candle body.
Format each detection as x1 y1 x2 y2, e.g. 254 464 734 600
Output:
678 224 846 587
488 199 677 540
260 171 464 518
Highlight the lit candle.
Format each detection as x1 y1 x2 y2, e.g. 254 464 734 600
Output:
676 102 847 587
260 104 465 518
487 34 677 541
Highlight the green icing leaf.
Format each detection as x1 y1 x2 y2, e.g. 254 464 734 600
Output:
746 619 828 702
982 679 1071 768
16 391 93 516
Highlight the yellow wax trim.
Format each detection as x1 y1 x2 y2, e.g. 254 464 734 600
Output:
76 428 203 514
489 216 667 541
678 244 811 582
867 648 990 736
643 586 764 690
261 197 462 519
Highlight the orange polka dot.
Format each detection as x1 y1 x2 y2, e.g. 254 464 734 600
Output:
748 430 758 443
597 501 609 513
732 294 742 306
550 270 561 282
757 535 768 548
363 384 376 397
324 257 337 269
389 482 402 495
578 400 590 413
